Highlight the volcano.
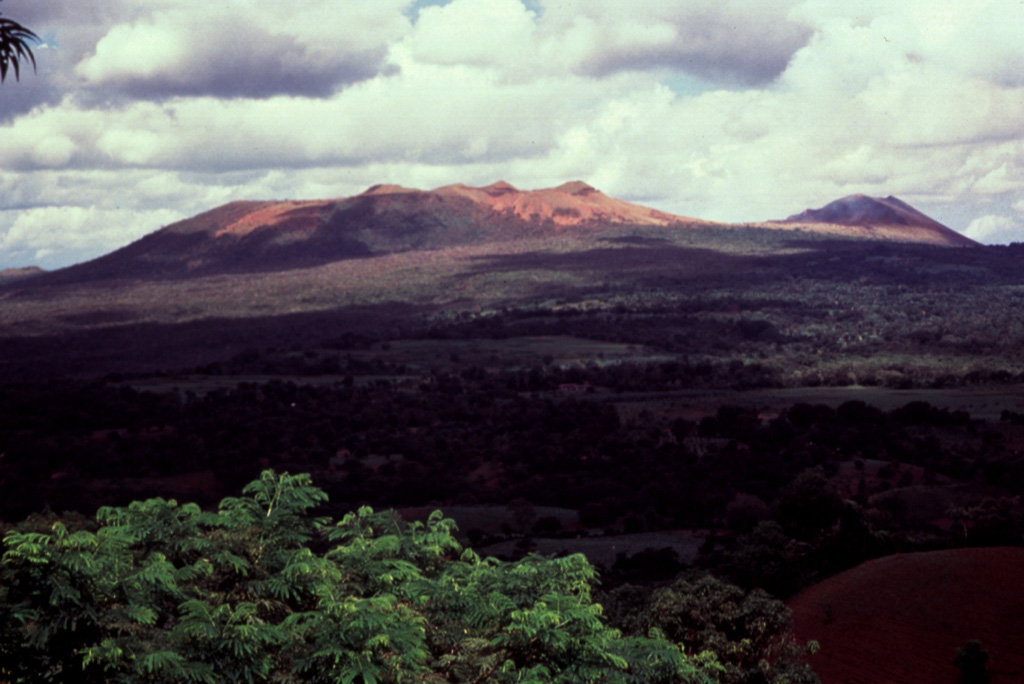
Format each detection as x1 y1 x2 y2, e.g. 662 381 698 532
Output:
38 181 708 283
16 184 980 287
774 194 977 247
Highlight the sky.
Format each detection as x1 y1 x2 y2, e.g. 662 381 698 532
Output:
2 0 1024 270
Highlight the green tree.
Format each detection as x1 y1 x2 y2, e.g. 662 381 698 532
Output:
0 0 38 82
2 470 722 683
607 574 819 684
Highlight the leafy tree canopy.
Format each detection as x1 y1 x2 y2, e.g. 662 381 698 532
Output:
1 470 722 683
605 574 820 684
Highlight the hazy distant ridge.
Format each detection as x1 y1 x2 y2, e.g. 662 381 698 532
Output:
0 266 46 283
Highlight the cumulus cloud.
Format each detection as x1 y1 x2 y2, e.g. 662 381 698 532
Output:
4 61 620 174
912 2 1024 89
407 0 812 85
0 0 150 119
964 214 1023 245
75 1 411 99
0 206 185 269
406 0 538 70
2 0 1024 267
542 0 812 84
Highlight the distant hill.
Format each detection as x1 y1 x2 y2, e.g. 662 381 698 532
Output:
20 184 980 287
771 194 977 247
35 182 711 283
788 547 1024 684
0 266 45 283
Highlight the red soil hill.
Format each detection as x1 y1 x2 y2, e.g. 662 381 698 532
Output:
22 184 975 286
36 182 707 282
788 547 1024 684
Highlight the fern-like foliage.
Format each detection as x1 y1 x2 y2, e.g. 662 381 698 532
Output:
1 470 722 684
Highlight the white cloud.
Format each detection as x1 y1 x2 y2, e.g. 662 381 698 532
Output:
407 0 538 69
964 214 1023 245
75 1 412 98
972 163 1021 196
0 206 185 268
5 60 621 174
2 0 1024 268
540 0 811 83
915 1 1024 88
406 0 813 84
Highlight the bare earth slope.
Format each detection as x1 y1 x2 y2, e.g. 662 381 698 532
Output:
37 182 710 283
768 194 978 247
22 185 975 287
788 547 1024 684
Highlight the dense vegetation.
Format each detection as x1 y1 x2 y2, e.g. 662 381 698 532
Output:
2 470 764 683
414 239 1024 390
2 372 1021 600
4 235 1024 386
3 236 1024 682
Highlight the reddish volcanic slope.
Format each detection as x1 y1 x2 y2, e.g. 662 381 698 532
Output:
43 181 707 282
432 180 690 227
771 194 977 247
30 183 978 285
788 547 1024 684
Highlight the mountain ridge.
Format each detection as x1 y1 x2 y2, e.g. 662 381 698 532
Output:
10 184 976 286
0 266 46 283
773 194 977 247
27 181 711 284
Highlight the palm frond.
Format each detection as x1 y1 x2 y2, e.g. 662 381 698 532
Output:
0 15 39 83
